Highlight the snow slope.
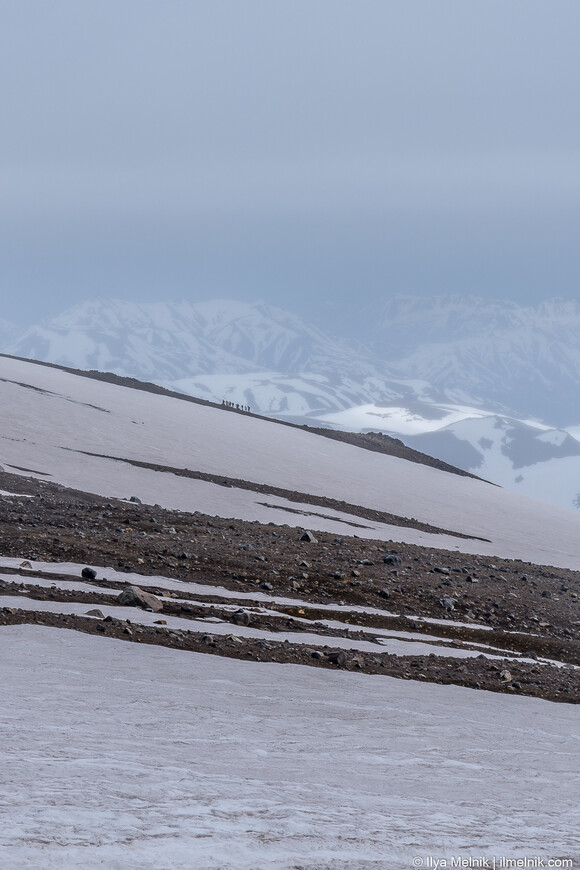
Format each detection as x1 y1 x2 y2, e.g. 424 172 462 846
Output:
2 356 579 870
2 355 580 568
2 626 578 870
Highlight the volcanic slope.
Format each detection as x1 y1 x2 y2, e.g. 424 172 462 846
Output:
1 354 580 868
2 354 580 568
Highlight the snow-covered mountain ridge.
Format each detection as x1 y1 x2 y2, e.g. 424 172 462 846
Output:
5 294 580 423
4 295 580 508
2 297 453 415
4 297 391 378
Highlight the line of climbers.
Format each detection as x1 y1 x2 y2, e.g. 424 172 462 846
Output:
222 399 251 412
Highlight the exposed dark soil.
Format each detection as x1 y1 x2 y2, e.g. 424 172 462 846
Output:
1 468 579 703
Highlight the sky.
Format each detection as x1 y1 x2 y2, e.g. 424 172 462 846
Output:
1 1 580 325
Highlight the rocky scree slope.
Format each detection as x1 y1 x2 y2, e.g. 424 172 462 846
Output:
1 469 579 704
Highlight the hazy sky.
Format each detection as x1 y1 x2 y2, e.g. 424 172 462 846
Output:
1 1 579 324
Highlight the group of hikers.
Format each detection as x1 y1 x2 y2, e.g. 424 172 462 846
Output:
222 399 251 413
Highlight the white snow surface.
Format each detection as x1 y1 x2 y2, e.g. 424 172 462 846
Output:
2 356 580 568
317 401 494 436
2 625 579 870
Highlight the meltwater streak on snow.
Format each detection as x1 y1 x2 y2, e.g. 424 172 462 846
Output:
1 626 579 870
0 574 105 594
0 490 34 497
2 356 580 569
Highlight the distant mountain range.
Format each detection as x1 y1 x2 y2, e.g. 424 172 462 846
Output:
3 294 580 509
1 298 441 415
5 294 580 421
372 295 580 425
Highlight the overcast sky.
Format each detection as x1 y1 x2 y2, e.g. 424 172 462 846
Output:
1 1 579 324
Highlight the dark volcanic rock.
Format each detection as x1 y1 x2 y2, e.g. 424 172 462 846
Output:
81 567 97 579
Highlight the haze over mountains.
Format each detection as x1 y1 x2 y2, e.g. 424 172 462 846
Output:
3 294 580 509
369 295 580 425
0 317 17 346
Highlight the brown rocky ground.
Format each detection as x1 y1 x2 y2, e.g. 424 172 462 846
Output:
1 468 579 703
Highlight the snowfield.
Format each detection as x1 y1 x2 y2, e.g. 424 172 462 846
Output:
2 355 580 568
2 625 579 870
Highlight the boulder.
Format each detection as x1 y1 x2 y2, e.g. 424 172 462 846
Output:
299 531 318 543
117 585 163 612
231 608 250 626
81 567 97 580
